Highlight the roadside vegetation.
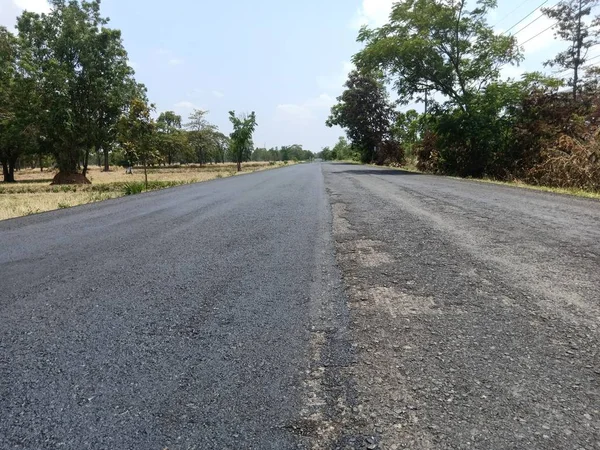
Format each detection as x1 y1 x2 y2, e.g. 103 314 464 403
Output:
319 0 600 195
0 0 313 219
0 162 292 221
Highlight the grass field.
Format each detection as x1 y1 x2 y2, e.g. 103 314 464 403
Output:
0 162 290 221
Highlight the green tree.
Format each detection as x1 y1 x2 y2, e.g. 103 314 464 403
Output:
353 0 521 175
543 0 600 100
16 0 139 183
117 99 157 189
331 136 355 161
229 111 257 171
326 70 395 163
355 0 520 113
157 111 184 165
392 110 421 157
0 27 41 182
185 110 218 165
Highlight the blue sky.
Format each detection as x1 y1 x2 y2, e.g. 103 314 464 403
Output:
0 0 584 151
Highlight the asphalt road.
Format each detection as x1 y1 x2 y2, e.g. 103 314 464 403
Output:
322 163 600 449
0 163 350 449
1 162 599 449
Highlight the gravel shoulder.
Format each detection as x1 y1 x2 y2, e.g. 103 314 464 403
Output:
321 163 600 449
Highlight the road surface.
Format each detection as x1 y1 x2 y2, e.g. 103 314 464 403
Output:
1 162 599 449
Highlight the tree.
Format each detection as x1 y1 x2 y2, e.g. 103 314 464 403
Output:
331 136 355 161
326 70 395 163
543 0 600 100
392 110 422 156
117 99 157 189
16 0 139 183
185 110 218 165
0 27 18 182
229 111 257 171
157 111 184 165
0 26 41 182
353 0 521 175
354 0 520 113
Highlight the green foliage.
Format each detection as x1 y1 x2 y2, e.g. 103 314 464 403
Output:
542 0 600 100
355 0 521 112
327 70 395 163
157 111 185 165
228 111 257 171
117 98 158 188
353 0 522 175
123 181 145 195
15 0 140 177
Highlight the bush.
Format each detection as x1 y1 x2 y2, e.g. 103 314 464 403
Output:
416 132 441 173
123 182 145 195
375 139 405 166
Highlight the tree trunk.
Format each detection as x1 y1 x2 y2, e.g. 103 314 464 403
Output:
39 153 43 172
103 147 110 172
143 158 148 190
1 159 14 183
82 147 90 177
1 156 17 183
237 159 241 172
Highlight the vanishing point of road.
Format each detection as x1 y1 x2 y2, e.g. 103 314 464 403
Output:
1 163 599 449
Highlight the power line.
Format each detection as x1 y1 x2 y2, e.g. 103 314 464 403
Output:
512 12 546 36
492 1 533 28
502 0 550 35
519 22 556 45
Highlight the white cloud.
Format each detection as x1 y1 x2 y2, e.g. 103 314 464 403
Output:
174 101 200 110
275 94 335 122
168 58 184 66
1 0 50 28
212 90 224 98
13 0 50 14
351 0 395 29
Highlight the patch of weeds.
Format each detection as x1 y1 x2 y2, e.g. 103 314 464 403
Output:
123 181 145 195
58 202 71 209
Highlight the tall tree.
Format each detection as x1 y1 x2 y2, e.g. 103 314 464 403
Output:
185 109 217 165
228 111 257 172
543 0 600 100
326 70 394 163
354 0 520 113
0 27 41 182
0 27 18 182
16 0 139 183
157 111 184 165
117 99 157 189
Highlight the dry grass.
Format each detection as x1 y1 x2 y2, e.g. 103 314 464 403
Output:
0 162 291 221
0 192 121 221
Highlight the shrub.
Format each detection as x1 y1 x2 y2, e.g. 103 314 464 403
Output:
123 182 145 195
375 139 405 166
416 132 441 173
